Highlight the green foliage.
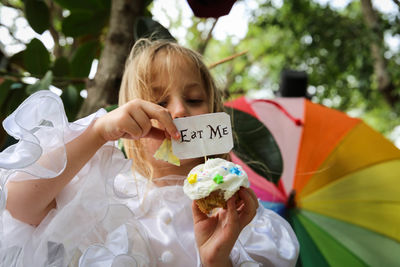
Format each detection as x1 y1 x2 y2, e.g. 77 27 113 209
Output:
2 0 107 110
202 0 400 139
62 10 109 37
23 38 50 75
0 0 108 148
26 71 53 94
52 57 71 77
0 0 160 149
0 80 14 109
24 0 50 34
61 85 82 121
53 0 110 10
70 40 100 77
1 82 28 117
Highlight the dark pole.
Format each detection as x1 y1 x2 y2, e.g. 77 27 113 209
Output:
279 69 309 98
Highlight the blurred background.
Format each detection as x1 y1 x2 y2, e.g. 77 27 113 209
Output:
1 1 400 266
0 0 399 148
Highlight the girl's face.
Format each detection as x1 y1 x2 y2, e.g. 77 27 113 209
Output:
142 52 210 178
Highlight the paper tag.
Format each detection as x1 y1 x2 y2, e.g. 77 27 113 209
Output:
171 112 233 159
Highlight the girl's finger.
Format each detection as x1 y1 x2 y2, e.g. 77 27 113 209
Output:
237 188 258 229
192 201 208 224
119 114 143 139
129 108 151 137
146 127 167 140
142 102 180 140
226 196 239 224
245 188 259 209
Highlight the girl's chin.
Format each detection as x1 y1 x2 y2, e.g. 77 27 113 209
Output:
150 157 205 178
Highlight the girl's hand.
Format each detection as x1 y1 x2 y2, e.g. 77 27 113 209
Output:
192 187 259 267
93 99 180 143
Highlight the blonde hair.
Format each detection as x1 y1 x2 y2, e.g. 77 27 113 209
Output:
119 39 225 178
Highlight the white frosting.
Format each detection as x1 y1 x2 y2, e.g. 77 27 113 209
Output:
183 158 249 200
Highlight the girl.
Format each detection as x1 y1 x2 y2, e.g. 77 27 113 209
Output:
0 39 299 266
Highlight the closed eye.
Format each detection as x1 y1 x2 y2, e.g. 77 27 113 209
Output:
186 99 204 105
157 101 167 107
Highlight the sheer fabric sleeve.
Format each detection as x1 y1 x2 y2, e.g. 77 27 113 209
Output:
231 205 299 267
0 90 152 266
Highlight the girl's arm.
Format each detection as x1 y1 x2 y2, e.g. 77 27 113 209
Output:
6 123 106 226
6 99 180 226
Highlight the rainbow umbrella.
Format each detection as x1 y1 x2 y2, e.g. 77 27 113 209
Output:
225 97 400 267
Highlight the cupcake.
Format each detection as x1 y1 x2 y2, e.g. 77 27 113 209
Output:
183 158 249 214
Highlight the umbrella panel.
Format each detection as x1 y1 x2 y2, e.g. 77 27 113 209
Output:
294 212 367 267
289 211 330 267
300 122 400 198
252 98 305 196
301 159 400 242
302 210 400 267
294 100 361 194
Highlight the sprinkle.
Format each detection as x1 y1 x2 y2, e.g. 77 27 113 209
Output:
229 167 242 176
188 173 197 184
213 174 224 184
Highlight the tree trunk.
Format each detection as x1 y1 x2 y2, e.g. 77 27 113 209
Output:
78 0 145 117
360 0 398 107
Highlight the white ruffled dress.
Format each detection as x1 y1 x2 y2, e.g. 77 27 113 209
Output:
0 91 299 267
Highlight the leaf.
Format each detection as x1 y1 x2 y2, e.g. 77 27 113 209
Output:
25 0 50 34
61 85 83 121
0 80 13 108
53 0 109 10
105 104 118 112
226 107 283 184
62 10 109 37
70 41 99 77
134 17 175 41
26 71 53 94
4 84 28 117
9 50 25 70
52 57 70 77
23 38 50 75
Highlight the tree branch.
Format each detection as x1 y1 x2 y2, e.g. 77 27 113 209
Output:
47 0 63 58
197 18 218 55
360 0 398 107
0 70 88 85
208 50 248 69
0 1 24 11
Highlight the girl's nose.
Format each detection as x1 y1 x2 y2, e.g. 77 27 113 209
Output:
169 98 188 119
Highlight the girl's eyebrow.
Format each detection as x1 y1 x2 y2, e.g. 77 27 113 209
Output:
152 86 167 97
184 82 202 89
152 86 164 92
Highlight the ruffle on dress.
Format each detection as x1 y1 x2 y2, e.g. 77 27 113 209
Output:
0 91 153 266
